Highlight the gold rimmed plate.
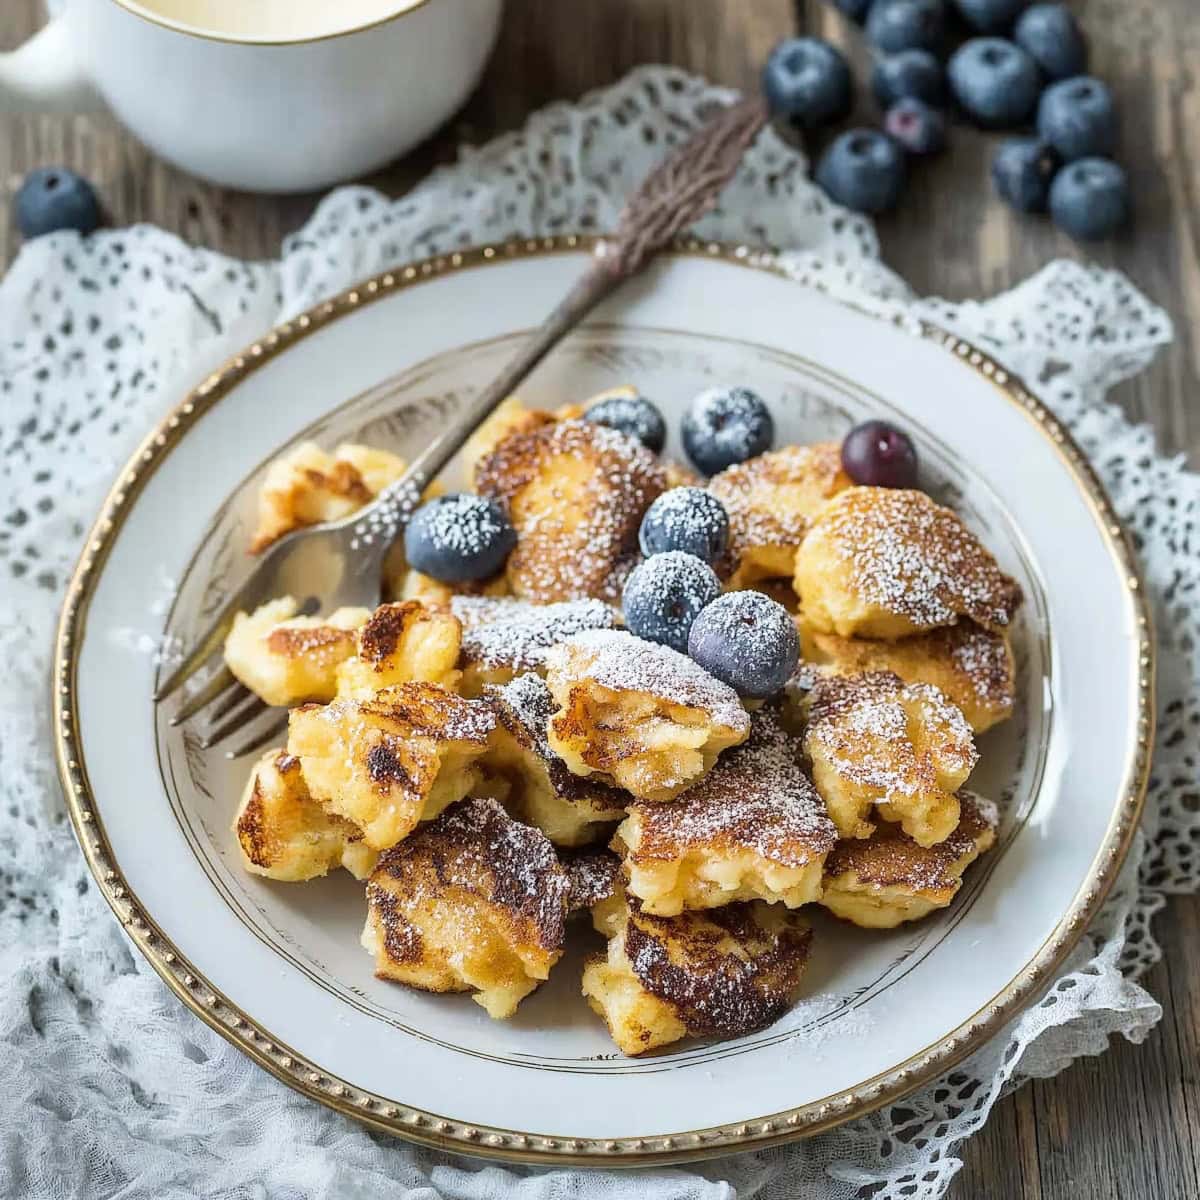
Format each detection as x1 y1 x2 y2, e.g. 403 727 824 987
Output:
54 238 1152 1164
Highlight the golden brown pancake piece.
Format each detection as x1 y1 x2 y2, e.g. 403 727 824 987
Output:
545 629 751 802
795 617 1016 733
821 791 998 927
334 600 462 698
287 682 495 850
801 670 977 847
582 892 813 1055
475 419 666 603
362 797 569 1018
615 705 837 914
794 486 1023 639
708 442 851 586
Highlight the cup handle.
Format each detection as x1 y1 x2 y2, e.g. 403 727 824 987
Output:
0 15 104 113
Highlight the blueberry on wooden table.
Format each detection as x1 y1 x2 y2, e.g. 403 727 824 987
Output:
681 387 774 477
687 590 800 700
885 98 947 155
15 167 102 239
947 37 1041 127
1013 3 1087 80
841 420 919 488
865 0 948 55
992 138 1060 212
622 551 722 654
1037 76 1117 161
872 49 947 108
815 130 908 214
584 391 667 454
1049 158 1130 241
404 493 516 583
639 487 730 564
762 37 854 128
951 0 1029 35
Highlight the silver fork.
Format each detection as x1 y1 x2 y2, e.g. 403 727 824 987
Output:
158 95 768 757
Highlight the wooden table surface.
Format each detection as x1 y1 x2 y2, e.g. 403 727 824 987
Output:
3 1 1196 1196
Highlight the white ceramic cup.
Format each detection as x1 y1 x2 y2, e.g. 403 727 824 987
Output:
0 0 503 193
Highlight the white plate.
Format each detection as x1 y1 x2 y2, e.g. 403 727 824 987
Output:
54 239 1153 1165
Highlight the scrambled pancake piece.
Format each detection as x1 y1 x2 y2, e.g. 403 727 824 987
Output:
581 892 813 1056
224 596 370 707
545 629 751 802
821 792 999 928
801 671 978 847
475 419 666 603
334 601 462 698
708 443 851 587
483 674 628 846
462 395 558 479
250 441 408 553
796 617 1016 733
794 487 1023 639
287 682 495 850
563 849 622 916
395 568 510 608
362 797 570 1018
450 595 620 696
614 706 837 915
233 749 377 881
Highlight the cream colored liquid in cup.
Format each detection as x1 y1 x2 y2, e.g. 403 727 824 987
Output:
126 0 422 41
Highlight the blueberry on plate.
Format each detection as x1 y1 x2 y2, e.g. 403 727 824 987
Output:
1037 76 1116 161
584 389 667 454
865 0 947 55
639 487 730 564
1013 3 1087 79
841 419 919 488
815 129 907 214
681 386 774 477
622 551 722 654
687 590 800 700
404 493 517 583
992 137 1060 212
947 37 1040 127
762 37 854 128
15 167 102 239
952 0 1028 35
885 98 947 155
1049 158 1130 241
830 0 874 22
872 49 946 108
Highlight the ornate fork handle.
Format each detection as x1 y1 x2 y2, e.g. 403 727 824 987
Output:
350 95 768 548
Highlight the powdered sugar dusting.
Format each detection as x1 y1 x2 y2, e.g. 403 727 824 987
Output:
451 596 619 672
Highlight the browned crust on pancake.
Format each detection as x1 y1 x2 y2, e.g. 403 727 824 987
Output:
563 850 622 913
264 623 359 660
624 899 812 1037
357 601 431 665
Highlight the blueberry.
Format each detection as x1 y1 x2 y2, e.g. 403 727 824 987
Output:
841 420 919 488
865 0 947 54
1049 158 1129 241
872 49 946 108
830 0 874 21
1037 76 1116 161
952 0 1028 34
815 129 907 214
884 98 947 155
687 590 800 700
584 390 667 454
947 38 1040 127
992 137 1060 211
15 167 102 239
404 493 516 583
682 387 774 477
1013 3 1086 79
622 552 722 654
639 487 730 564
762 38 853 128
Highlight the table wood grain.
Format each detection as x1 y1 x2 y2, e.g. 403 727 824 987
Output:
3 2 1197 1196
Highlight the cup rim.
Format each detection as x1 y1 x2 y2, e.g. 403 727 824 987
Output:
111 0 435 46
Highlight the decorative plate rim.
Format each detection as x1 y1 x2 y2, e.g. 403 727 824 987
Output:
52 235 1155 1166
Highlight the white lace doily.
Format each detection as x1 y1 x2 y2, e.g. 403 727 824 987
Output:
0 68 1190 1200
